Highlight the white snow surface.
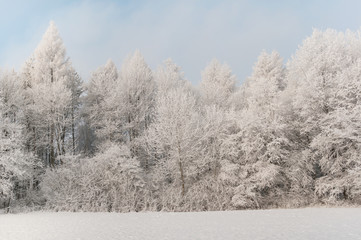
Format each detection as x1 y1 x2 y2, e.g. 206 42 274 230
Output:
1 208 361 240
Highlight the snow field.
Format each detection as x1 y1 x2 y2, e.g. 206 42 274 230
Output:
1 208 361 240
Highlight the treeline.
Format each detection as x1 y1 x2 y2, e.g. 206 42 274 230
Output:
1 22 361 212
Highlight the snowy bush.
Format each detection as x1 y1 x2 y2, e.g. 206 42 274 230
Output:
155 177 233 212
41 144 145 212
315 166 361 204
231 162 288 209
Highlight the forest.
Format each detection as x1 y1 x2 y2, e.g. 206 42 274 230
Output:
1 21 361 213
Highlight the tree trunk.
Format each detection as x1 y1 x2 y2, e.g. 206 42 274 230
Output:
61 126 66 156
6 198 11 213
178 160 185 197
72 108 75 155
49 67 55 167
50 123 55 167
177 139 185 196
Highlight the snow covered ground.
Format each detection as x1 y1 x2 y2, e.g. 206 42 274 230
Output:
1 208 361 240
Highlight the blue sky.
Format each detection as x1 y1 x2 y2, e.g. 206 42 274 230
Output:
2 0 361 84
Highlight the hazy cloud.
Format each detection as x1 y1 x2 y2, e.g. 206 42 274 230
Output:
2 0 361 84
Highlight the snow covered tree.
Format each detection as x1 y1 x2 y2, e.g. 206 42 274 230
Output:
32 21 69 85
198 59 239 190
87 51 155 148
85 59 118 145
287 29 360 136
243 51 285 112
27 79 71 166
223 51 290 209
154 59 189 95
66 66 83 155
118 50 155 143
241 51 288 163
0 70 39 209
286 29 361 203
137 59 189 168
145 83 202 199
22 21 77 166
200 59 236 108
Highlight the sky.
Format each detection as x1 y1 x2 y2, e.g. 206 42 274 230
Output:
2 0 361 85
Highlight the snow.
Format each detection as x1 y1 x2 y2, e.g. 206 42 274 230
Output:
1 208 361 240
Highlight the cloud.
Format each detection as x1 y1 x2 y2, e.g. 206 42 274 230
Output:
2 0 361 84
50 0 305 84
